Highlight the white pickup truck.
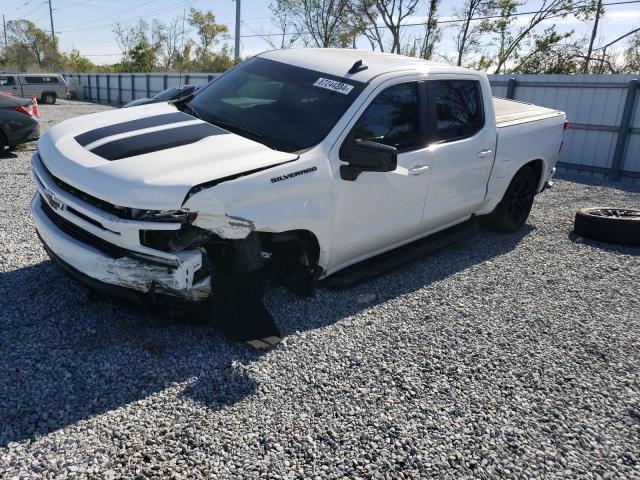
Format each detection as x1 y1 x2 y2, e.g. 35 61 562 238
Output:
31 49 566 346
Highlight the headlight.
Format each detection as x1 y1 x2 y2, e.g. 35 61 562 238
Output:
131 209 198 224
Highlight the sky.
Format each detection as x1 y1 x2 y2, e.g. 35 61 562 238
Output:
3 0 640 65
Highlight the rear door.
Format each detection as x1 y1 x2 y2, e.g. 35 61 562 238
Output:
421 76 496 231
0 75 20 96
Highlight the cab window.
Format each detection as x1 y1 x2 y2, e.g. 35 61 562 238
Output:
428 80 484 142
345 82 421 151
22 76 59 84
0 76 15 86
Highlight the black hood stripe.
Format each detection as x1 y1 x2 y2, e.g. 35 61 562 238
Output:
91 122 229 161
75 112 193 147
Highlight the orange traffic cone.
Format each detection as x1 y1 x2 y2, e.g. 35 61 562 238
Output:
32 96 40 118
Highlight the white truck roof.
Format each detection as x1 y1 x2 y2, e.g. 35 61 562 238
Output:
258 48 479 82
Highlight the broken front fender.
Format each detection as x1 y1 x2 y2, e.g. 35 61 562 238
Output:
192 212 255 240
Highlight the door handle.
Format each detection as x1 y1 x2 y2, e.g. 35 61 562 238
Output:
477 149 492 158
408 165 429 175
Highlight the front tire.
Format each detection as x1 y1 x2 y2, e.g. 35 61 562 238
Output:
481 165 538 233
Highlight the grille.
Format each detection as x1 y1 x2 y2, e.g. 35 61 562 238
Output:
39 159 131 219
40 196 128 259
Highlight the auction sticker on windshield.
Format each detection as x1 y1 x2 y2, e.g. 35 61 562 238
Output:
313 78 354 95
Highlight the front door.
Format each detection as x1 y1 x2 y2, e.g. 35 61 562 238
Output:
0 75 19 96
329 79 433 272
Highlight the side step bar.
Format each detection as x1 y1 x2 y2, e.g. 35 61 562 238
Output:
322 219 479 289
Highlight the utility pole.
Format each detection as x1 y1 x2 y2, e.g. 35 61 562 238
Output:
48 0 56 46
234 0 241 62
3 14 7 51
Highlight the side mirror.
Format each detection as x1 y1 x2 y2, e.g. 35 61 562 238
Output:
340 140 398 181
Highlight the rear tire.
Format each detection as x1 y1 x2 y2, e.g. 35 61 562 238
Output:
481 165 538 233
42 92 56 105
574 208 640 246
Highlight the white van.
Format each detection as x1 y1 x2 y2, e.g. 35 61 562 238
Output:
0 73 70 104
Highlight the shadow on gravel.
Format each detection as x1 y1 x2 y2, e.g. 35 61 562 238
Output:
0 225 533 446
567 231 640 256
0 261 261 446
273 225 536 338
0 151 19 160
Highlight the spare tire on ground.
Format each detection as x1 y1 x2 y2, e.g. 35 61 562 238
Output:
574 208 640 246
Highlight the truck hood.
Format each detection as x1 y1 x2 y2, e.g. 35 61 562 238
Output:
38 102 298 210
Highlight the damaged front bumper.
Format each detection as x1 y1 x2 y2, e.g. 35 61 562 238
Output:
31 194 211 301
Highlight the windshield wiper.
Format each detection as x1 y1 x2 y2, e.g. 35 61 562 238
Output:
210 119 263 138
208 119 278 149
178 105 278 150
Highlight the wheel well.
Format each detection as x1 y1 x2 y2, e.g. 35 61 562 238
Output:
260 229 320 267
41 91 57 98
258 229 321 296
524 159 544 189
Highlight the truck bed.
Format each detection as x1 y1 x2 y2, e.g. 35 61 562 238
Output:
493 97 564 128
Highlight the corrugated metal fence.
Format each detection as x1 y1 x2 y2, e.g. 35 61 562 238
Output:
488 74 639 183
68 72 640 183
66 72 221 105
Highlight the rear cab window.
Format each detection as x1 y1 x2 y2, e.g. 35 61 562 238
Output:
427 79 484 142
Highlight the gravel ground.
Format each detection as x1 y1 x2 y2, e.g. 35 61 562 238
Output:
1 99 639 479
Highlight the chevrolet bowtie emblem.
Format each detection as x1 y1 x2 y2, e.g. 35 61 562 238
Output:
44 189 64 211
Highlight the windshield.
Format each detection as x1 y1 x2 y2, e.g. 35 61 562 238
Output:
187 57 366 152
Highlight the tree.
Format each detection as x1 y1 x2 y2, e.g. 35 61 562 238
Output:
419 0 442 59
485 0 519 73
112 20 149 70
452 0 494 67
260 2 302 49
188 8 229 70
6 20 59 70
490 0 577 73
365 0 421 53
345 0 385 51
272 0 352 48
622 31 640 73
155 17 184 70
129 40 156 72
61 49 95 72
510 28 582 73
